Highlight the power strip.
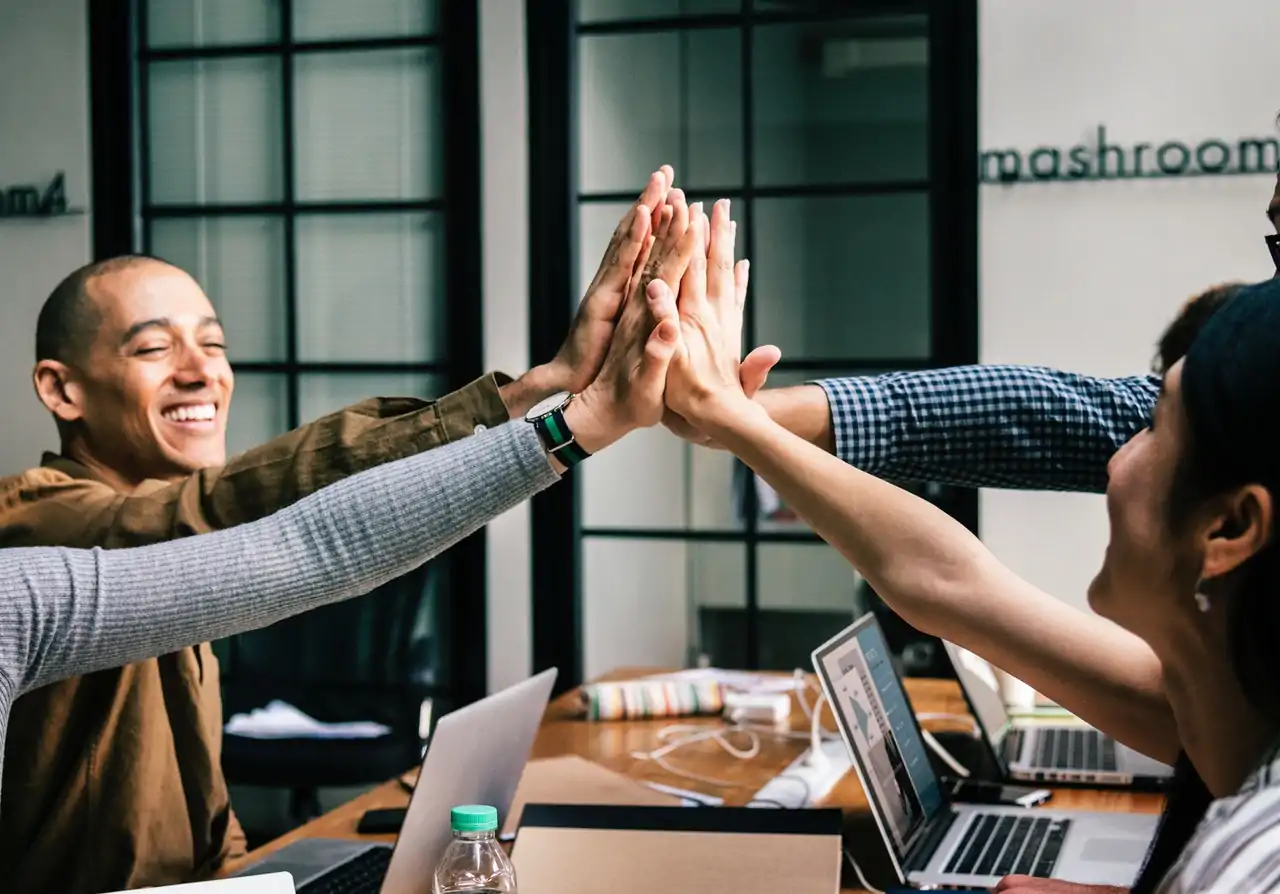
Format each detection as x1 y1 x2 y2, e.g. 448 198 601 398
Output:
749 738 852 808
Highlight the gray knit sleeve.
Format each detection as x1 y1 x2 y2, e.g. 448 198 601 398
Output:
0 421 558 697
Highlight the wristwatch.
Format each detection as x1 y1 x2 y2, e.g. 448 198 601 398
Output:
524 391 591 468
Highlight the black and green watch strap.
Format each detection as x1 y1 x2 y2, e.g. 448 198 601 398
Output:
533 405 591 467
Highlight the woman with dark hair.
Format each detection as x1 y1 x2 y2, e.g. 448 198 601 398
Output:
661 248 1280 891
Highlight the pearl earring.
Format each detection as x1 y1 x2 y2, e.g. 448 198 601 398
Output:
1194 592 1212 613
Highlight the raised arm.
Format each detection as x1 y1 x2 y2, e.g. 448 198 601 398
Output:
705 408 1177 763
657 207 1177 763
0 181 700 705
760 366 1158 493
0 423 555 698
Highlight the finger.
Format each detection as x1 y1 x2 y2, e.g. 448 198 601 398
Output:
595 204 652 294
634 316 680 421
707 199 735 306
587 171 664 290
639 166 673 212
739 344 781 397
646 277 680 328
734 258 750 314
626 234 657 297
667 190 689 247
653 202 675 245
656 211 702 298
678 207 708 316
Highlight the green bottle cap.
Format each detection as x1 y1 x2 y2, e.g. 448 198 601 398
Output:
450 804 499 832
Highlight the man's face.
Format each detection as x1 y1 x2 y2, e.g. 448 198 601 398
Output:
72 262 234 482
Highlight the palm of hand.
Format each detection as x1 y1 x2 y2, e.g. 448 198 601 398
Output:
585 193 698 428
551 167 673 393
662 200 763 424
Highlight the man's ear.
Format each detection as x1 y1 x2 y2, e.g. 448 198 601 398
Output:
1201 484 1273 580
33 360 85 423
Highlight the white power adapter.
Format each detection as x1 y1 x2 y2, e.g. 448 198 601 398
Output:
723 692 792 726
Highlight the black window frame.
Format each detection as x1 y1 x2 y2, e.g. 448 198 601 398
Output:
88 0 489 707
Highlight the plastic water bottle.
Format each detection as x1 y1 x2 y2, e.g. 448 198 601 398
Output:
432 805 518 894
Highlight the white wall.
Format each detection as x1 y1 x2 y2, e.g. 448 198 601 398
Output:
979 0 1280 609
480 0 533 691
0 0 92 472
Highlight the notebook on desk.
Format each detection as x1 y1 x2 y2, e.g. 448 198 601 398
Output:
511 804 844 894
105 876 295 893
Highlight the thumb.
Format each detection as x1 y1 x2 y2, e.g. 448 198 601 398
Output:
646 277 679 322
740 344 781 397
634 318 680 413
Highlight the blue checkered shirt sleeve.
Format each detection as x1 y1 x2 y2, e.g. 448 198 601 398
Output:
815 365 1159 493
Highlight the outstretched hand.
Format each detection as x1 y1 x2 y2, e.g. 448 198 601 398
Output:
661 199 779 429
565 187 701 450
545 165 675 395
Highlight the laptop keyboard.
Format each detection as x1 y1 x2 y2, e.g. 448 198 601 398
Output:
943 814 1071 879
298 847 392 894
1036 728 1118 772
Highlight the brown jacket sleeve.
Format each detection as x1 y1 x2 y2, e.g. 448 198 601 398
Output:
0 373 512 548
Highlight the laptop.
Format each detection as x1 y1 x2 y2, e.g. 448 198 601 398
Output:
812 616 1157 889
941 640 1173 788
233 668 558 894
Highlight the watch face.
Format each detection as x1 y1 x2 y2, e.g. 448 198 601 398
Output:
525 390 572 421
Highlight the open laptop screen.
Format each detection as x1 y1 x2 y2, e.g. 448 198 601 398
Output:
813 615 943 858
941 640 1013 772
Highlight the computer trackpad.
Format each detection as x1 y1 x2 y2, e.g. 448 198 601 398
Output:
234 838 374 884
1081 836 1149 864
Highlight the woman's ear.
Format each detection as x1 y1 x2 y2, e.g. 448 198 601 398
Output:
32 360 85 424
1201 484 1273 580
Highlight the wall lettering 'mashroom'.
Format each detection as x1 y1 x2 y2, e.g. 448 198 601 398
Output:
981 126 1279 184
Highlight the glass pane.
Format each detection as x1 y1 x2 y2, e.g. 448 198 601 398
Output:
579 30 742 193
227 372 290 457
753 193 930 360
295 213 445 363
755 544 858 669
753 19 928 187
148 57 284 204
758 542 860 611
298 373 445 422
293 0 437 41
578 0 740 23
147 0 279 48
582 538 743 679
150 216 288 363
582 427 740 530
293 49 440 202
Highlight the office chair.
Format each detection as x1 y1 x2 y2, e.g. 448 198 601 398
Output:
218 561 444 836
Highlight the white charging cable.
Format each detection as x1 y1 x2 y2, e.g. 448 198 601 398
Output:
844 847 884 894
915 711 980 778
630 672 835 788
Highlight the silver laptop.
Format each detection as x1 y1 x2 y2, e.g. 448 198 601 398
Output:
813 616 1157 889
233 668 558 894
941 640 1173 788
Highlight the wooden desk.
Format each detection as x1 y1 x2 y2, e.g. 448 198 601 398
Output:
229 670 1164 891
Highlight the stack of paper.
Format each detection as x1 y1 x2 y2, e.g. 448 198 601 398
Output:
223 700 390 740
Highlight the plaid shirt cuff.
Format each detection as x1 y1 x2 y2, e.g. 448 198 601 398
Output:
813 366 1159 494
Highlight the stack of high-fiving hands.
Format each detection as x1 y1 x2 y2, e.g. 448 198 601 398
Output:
537 164 785 468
